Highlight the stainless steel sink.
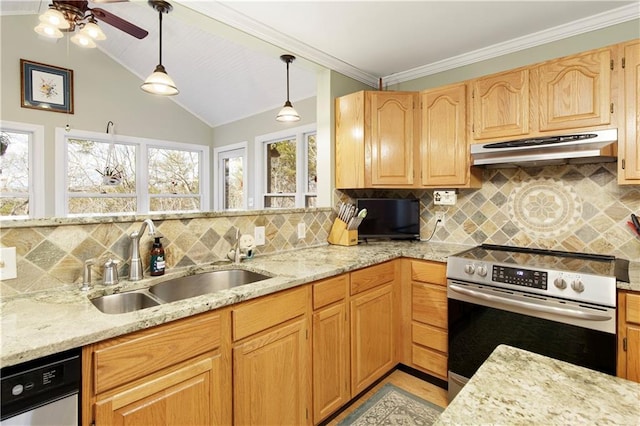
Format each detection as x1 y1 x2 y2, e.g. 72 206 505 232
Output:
91 292 160 315
149 269 271 303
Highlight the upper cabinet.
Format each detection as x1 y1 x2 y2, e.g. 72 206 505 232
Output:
535 48 613 132
420 83 480 187
471 68 530 140
335 91 418 188
619 40 640 184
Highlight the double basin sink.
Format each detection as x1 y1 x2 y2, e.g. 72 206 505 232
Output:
90 269 271 315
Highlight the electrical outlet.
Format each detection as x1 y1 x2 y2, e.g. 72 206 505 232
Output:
254 226 266 246
435 211 446 226
434 190 457 205
0 247 17 280
297 223 306 239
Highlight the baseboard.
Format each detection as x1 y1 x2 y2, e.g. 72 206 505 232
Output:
396 363 448 390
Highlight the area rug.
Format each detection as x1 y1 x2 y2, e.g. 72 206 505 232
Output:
337 383 443 425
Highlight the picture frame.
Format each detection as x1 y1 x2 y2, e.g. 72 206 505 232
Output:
20 59 74 114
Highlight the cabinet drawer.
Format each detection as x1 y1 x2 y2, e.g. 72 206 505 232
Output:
412 344 447 379
412 323 447 353
627 293 640 325
412 283 447 329
93 312 222 394
233 286 308 341
313 274 348 310
411 260 446 286
350 261 395 295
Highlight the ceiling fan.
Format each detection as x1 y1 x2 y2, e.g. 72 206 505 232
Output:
35 0 148 47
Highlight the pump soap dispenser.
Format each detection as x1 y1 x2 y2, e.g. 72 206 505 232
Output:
150 237 165 276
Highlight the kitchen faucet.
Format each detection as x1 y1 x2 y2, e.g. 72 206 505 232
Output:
228 227 254 264
128 218 156 281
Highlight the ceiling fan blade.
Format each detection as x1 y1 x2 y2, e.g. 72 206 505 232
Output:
92 7 148 39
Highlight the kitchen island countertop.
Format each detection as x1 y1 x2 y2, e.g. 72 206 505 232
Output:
436 345 640 425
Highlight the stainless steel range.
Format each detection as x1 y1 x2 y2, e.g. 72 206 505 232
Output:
446 244 620 402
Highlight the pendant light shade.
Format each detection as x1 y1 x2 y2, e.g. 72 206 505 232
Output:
141 0 179 96
276 54 300 122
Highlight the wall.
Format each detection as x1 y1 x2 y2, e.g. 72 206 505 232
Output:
1 14 213 217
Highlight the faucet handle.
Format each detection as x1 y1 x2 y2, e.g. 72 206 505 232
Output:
80 259 95 291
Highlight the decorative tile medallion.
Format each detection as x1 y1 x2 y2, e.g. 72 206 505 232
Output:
508 178 581 237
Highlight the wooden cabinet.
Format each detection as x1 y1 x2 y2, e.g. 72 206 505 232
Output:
231 286 311 425
312 274 350 424
350 261 397 395
420 83 480 188
471 68 530 140
83 312 230 426
535 47 613 132
617 291 640 383
335 90 418 188
409 260 448 380
620 40 640 184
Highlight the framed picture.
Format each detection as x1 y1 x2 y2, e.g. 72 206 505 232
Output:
21 59 74 114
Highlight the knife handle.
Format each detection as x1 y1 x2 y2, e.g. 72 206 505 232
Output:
631 213 640 232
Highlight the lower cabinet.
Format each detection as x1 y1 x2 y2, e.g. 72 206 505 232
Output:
232 286 311 425
83 311 231 426
617 290 640 383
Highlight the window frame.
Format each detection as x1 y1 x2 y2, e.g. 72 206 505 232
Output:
54 127 210 217
0 120 45 219
253 123 316 210
213 141 248 211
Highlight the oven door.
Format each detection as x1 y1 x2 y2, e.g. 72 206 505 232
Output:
447 280 616 401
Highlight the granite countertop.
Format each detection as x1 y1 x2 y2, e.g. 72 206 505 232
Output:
1 241 638 368
436 345 640 425
0 241 470 368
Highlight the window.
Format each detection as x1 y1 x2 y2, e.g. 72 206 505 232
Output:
255 124 317 209
56 128 209 216
0 121 44 219
214 143 247 211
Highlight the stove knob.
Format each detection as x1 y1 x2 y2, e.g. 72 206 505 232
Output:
571 280 585 293
464 264 476 275
476 265 488 277
553 277 567 289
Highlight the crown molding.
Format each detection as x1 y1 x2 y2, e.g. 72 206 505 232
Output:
180 2 638 88
383 3 640 86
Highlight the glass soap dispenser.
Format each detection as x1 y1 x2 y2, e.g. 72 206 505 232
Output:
150 237 165 276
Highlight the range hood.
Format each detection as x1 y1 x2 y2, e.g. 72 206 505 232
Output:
471 129 617 168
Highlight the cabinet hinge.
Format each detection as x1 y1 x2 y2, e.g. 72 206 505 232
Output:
623 337 628 351
622 159 626 170
306 408 309 420
610 103 614 114
305 329 309 340
622 57 626 69
610 59 614 70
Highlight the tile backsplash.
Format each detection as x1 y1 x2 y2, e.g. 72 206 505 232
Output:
2 163 638 296
340 163 640 260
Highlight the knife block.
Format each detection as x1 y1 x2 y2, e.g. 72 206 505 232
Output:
327 218 358 246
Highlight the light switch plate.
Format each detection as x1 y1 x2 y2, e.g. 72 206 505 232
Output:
0 247 17 280
298 223 306 239
254 226 265 246
434 190 457 205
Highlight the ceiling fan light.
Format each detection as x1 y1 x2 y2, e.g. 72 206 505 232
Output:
141 65 179 96
70 32 97 48
81 21 106 41
276 101 301 122
39 8 70 29
34 22 64 39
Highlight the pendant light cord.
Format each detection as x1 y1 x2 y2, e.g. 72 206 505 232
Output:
158 10 163 66
286 61 290 102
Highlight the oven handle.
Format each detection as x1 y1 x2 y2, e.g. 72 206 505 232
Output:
448 284 612 322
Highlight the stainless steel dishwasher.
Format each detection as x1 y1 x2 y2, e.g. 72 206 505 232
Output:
1 348 81 426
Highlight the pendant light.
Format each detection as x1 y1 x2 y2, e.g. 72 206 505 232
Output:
276 54 300 122
141 0 179 96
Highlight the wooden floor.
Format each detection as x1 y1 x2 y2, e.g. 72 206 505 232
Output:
326 370 448 425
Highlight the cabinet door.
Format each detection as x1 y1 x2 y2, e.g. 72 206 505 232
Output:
472 68 530 140
537 48 612 132
369 92 417 186
95 354 219 426
420 83 468 186
618 292 640 383
350 283 395 395
233 319 310 425
335 91 366 189
313 303 349 423
621 40 640 182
